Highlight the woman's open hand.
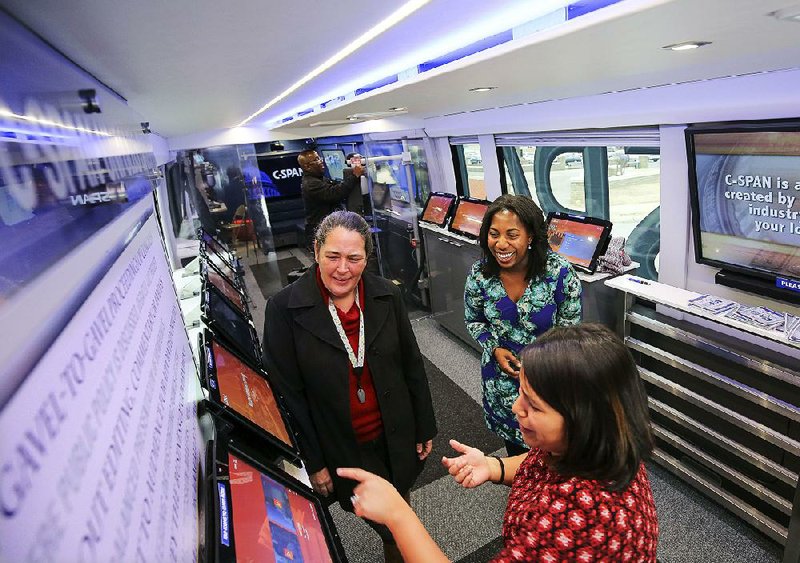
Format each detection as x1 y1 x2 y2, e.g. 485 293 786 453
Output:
441 439 491 488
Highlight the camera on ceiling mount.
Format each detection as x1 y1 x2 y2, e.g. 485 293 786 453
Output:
78 89 101 114
141 122 151 134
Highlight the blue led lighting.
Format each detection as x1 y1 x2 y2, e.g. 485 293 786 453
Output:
417 30 514 73
567 0 623 19
297 108 314 116
355 75 399 96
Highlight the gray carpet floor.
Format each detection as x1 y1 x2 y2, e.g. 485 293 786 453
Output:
239 243 783 563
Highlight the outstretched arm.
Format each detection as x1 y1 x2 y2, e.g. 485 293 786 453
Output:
337 468 450 563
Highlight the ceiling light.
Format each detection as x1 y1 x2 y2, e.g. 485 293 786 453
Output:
347 116 360 121
769 5 800 21
235 0 430 128
662 41 711 51
469 87 497 92
0 108 111 136
389 107 407 111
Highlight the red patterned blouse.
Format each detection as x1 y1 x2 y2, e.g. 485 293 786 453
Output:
492 449 658 562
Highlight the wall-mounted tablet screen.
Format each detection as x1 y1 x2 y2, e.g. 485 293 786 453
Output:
420 192 457 227
200 229 234 265
202 286 260 366
213 438 345 563
546 212 613 273
449 197 489 239
202 260 247 315
202 332 298 462
202 247 239 283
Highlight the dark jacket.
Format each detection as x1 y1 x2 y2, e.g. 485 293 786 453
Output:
301 171 359 242
263 265 437 507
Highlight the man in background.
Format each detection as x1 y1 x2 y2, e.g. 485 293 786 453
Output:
298 149 363 251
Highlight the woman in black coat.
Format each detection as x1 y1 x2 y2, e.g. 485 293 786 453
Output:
263 211 437 562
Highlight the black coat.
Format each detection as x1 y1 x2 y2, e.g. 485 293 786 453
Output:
301 171 358 243
263 266 437 507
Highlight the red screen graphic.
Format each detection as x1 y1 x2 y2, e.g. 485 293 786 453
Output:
422 195 454 225
213 341 292 446
450 201 488 237
208 269 245 313
547 218 606 268
228 453 333 563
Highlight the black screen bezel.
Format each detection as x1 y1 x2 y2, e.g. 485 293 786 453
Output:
201 259 249 318
201 284 261 367
685 119 800 283
545 212 613 274
419 192 457 228
199 229 235 265
199 329 301 466
448 196 489 239
200 242 240 284
210 434 347 563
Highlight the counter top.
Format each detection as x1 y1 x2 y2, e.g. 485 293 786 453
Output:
605 275 799 350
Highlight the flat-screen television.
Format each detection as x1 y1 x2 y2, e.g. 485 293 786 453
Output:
449 196 489 239
210 435 346 563
201 259 248 316
420 192 457 227
200 330 300 465
256 152 304 200
686 120 800 299
546 212 613 273
201 285 261 367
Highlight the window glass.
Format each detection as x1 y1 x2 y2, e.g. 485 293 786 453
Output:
460 143 487 199
500 144 660 280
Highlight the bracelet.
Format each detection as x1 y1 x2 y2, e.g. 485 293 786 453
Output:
490 455 505 484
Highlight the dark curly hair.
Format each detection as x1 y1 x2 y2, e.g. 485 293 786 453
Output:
478 195 548 280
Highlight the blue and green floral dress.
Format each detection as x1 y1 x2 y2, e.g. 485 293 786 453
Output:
464 251 582 446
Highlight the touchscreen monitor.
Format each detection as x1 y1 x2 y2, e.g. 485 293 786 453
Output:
199 228 235 266
201 285 260 366
449 197 489 239
212 437 346 563
545 212 612 273
420 192 457 227
200 248 240 286
201 259 248 316
201 331 300 464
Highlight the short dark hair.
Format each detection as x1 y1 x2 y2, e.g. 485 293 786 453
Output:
478 195 548 280
314 210 374 257
519 323 654 490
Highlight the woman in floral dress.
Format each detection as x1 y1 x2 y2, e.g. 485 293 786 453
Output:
464 195 581 454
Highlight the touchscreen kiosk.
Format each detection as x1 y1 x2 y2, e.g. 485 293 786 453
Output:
202 247 241 285
200 330 300 464
200 228 235 266
449 197 489 239
211 436 346 563
420 192 457 227
201 259 248 316
201 284 261 366
545 212 612 273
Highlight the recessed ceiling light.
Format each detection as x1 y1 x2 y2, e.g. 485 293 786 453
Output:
389 107 407 111
662 41 711 51
469 86 497 92
347 116 360 121
769 5 800 21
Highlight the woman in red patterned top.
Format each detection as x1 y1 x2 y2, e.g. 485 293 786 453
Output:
339 323 658 562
